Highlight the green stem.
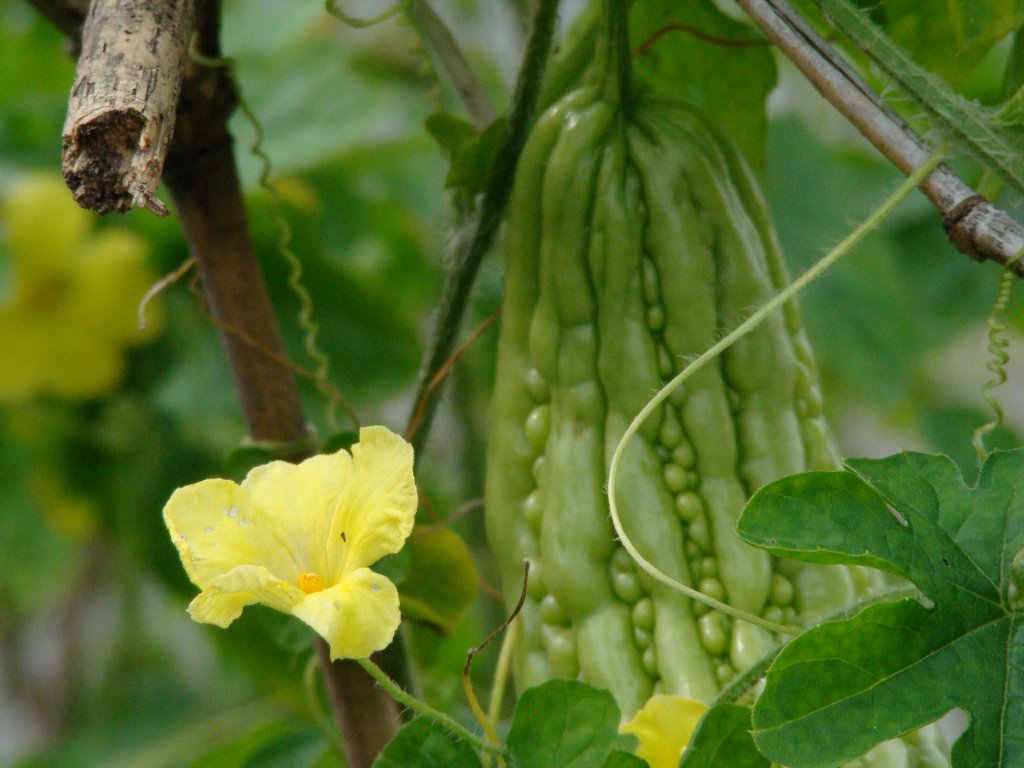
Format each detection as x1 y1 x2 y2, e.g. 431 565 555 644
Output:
607 150 946 637
406 0 494 129
356 658 507 756
599 0 631 105
304 655 346 755
407 0 561 454
815 0 1024 192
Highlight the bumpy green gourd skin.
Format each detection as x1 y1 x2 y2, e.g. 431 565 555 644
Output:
487 82 833 702
484 78 948 768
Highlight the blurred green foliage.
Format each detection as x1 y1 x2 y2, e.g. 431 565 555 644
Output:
0 0 1022 765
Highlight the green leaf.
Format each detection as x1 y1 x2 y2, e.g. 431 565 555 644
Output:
507 680 635 768
225 445 275 481
398 527 479 634
372 717 483 768
244 727 328 768
425 112 478 161
222 0 430 180
320 431 359 455
852 0 1024 83
191 722 294 768
629 1 776 165
679 704 769 768
445 117 508 195
601 751 648 768
919 404 1023 479
737 449 1024 768
255 606 315 656
374 548 411 587
817 0 1024 191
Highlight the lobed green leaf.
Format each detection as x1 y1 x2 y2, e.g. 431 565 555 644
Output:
737 449 1024 767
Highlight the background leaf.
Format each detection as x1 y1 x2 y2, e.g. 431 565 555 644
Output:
851 0 1024 83
372 717 483 768
679 704 769 768
738 450 1024 767
507 680 635 768
398 527 479 634
629 0 776 165
600 751 648 768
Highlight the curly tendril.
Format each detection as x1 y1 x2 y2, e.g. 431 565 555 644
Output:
188 41 356 432
972 247 1024 462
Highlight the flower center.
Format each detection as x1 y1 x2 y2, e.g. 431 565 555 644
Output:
298 572 324 594
27 275 72 313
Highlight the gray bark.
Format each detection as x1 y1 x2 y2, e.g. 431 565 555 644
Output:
62 0 194 215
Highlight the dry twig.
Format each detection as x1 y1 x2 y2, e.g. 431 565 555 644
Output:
736 0 1024 275
62 0 194 215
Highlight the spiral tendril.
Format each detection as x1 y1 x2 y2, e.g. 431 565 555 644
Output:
972 247 1024 463
188 41 357 432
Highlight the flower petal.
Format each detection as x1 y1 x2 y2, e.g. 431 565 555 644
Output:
0 307 48 403
241 452 352 577
76 230 162 342
164 478 303 589
36 320 124 399
291 567 400 660
3 175 90 275
325 426 416 578
620 695 708 768
187 564 304 627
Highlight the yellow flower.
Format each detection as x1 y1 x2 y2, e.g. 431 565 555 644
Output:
0 174 162 402
620 695 708 768
163 426 416 660
32 469 99 541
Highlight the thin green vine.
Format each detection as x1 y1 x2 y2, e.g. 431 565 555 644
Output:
607 150 946 637
355 657 507 756
815 0 1024 192
407 0 561 454
972 247 1024 462
233 97 355 433
188 42 357 433
405 0 495 128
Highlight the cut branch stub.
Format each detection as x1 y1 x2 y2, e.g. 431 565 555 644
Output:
62 0 195 215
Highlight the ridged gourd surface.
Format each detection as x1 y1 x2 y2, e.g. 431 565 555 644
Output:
484 83 948 768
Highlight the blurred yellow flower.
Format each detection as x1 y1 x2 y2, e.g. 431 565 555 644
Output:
164 426 416 660
0 174 162 402
32 469 99 541
620 694 708 768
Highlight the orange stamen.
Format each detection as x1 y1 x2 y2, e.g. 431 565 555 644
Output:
298 572 324 594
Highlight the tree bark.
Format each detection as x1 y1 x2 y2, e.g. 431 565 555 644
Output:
162 73 308 442
62 0 193 215
161 10 400 765
41 0 401 763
